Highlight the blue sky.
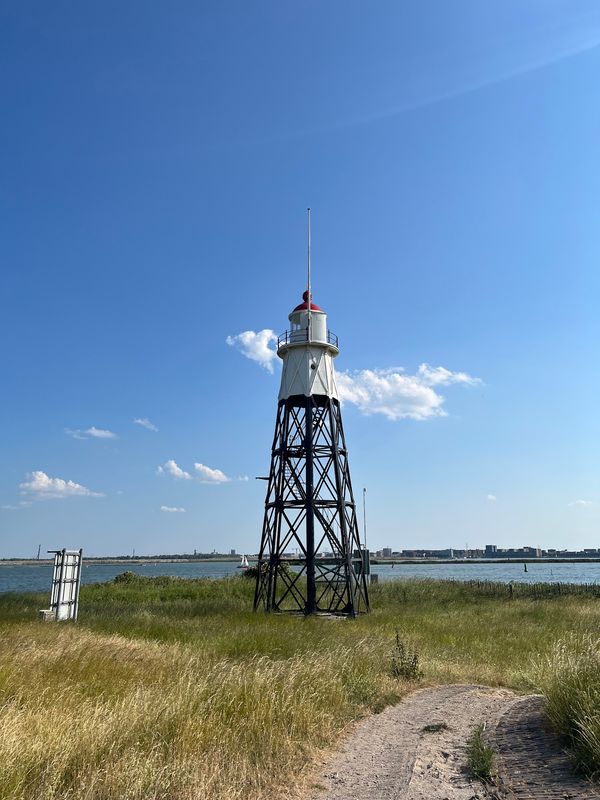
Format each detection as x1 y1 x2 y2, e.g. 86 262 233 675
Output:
1 1 598 558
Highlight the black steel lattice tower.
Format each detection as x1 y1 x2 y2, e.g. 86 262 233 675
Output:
254 288 369 616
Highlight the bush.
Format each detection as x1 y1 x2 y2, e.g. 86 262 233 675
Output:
113 571 139 584
241 562 294 580
240 565 261 580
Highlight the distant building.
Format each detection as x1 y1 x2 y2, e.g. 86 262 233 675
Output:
397 548 467 559
230 549 236 556
371 543 600 561
484 545 542 559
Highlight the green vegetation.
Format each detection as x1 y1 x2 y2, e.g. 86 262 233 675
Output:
467 724 495 782
535 635 600 779
1 575 600 798
421 722 449 733
390 628 422 680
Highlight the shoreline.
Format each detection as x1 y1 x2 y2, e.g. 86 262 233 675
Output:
3 557 600 566
0 558 241 566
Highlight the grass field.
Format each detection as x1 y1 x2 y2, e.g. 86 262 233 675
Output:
1 575 600 798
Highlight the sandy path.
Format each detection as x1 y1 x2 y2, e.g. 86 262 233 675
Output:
308 684 516 800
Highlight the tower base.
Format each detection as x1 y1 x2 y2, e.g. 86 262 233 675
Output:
253 395 369 616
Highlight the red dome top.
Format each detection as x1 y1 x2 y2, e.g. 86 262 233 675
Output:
293 290 323 312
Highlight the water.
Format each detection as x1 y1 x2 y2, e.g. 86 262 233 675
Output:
372 561 600 585
0 561 242 594
2 559 600 594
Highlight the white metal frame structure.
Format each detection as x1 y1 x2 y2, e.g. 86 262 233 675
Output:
48 548 83 621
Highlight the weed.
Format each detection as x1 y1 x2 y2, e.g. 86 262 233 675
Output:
390 629 422 680
467 724 495 782
422 722 449 733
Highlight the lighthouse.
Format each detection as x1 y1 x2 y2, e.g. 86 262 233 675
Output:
254 214 369 616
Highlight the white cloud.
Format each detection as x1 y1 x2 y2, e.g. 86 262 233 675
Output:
65 429 87 440
194 463 230 484
336 363 482 421
86 426 117 439
157 460 192 480
569 499 593 507
157 460 239 484
225 334 481 423
160 505 186 513
66 426 118 440
225 334 481 421
19 471 104 501
134 417 158 432
2 502 31 510
487 494 497 501
416 364 482 388
226 329 278 373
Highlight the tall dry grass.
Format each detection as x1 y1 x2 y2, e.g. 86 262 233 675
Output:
535 635 600 778
0 580 402 800
0 626 400 798
2 575 600 797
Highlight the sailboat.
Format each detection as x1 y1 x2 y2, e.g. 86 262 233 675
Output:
237 555 249 569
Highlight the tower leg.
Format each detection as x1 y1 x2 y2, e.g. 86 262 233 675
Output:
254 395 370 615
304 395 317 614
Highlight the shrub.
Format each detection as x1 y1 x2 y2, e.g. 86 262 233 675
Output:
241 562 294 581
113 571 139 584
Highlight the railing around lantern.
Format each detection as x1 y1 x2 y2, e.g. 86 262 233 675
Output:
277 329 339 349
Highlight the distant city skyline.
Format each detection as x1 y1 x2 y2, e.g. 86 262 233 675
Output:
6 541 599 562
1 3 598 558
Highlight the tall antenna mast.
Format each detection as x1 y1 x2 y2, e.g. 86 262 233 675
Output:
307 207 311 339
